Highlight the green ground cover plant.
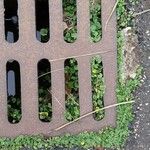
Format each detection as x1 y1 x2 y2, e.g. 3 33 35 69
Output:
4 0 141 149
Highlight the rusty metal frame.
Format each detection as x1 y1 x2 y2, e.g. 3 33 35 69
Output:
0 0 117 137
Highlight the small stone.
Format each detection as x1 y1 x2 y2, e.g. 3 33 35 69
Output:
146 30 150 36
121 27 139 81
130 73 137 79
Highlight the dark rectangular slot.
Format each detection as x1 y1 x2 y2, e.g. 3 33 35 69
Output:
7 60 21 123
38 59 52 122
35 0 50 43
4 0 19 43
65 58 80 121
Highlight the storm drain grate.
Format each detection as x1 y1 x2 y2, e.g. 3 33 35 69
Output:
0 0 117 137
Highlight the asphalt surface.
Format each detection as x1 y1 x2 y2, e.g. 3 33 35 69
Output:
125 0 150 149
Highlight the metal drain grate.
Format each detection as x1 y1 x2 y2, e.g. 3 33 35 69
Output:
0 0 117 137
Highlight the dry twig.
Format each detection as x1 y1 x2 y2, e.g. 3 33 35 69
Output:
55 100 135 131
105 0 119 30
133 9 150 17
47 89 65 110
38 49 112 78
38 68 64 78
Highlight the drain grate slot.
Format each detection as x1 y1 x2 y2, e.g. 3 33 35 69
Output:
6 60 21 123
90 0 102 42
38 59 52 122
91 56 105 121
4 0 19 43
35 0 50 43
63 0 77 43
65 58 79 121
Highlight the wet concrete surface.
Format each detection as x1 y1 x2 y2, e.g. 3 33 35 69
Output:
125 0 150 149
